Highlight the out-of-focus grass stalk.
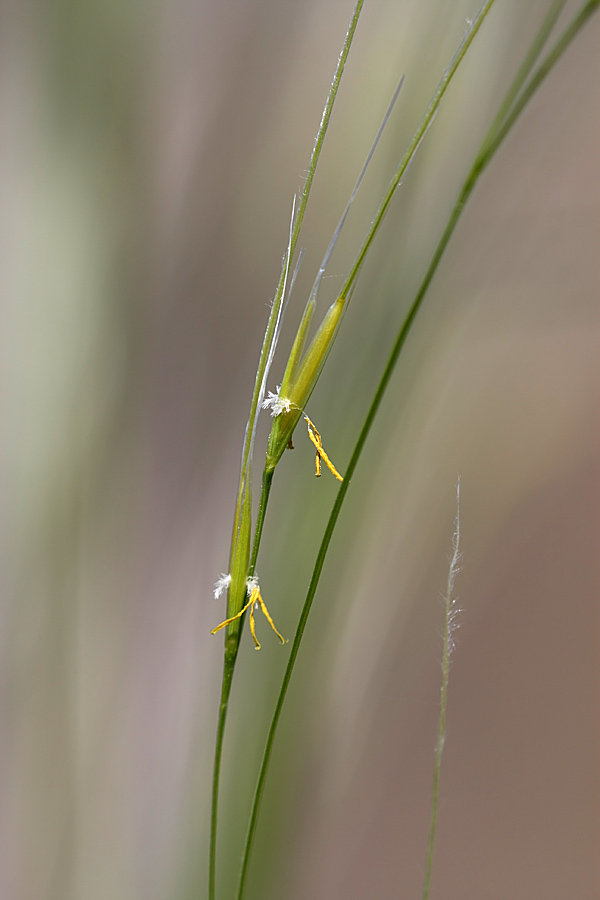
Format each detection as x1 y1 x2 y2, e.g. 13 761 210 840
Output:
209 4 365 898
478 0 568 160
481 0 599 161
421 481 461 900
236 3 599 896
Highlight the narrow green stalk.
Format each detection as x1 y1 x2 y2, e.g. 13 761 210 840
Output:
235 4 598 896
208 650 238 900
421 482 461 900
248 470 274 577
208 5 365 897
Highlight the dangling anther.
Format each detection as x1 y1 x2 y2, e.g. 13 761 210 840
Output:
211 583 287 650
304 416 343 482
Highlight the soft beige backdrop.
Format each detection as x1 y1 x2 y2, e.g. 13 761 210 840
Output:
1 1 598 899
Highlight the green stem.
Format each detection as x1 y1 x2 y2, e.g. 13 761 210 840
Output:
249 470 274 577
234 3 599 896
208 646 238 900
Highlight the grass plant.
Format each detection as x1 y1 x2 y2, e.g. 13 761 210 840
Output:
209 2 599 898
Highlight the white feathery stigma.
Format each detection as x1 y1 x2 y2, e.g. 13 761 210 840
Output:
213 573 231 600
246 575 260 606
262 385 293 417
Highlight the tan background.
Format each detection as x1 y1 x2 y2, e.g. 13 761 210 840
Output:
1 1 598 898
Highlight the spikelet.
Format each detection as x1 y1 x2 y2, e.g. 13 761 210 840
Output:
265 292 347 472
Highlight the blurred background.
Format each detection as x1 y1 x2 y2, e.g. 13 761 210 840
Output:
1 0 598 898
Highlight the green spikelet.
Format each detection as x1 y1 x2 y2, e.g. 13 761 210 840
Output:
265 292 347 471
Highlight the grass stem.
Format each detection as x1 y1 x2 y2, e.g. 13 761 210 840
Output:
208 647 239 900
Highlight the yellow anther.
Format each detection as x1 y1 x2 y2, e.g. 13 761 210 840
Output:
304 416 343 482
211 585 287 650
254 590 287 645
210 592 255 636
248 599 260 650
